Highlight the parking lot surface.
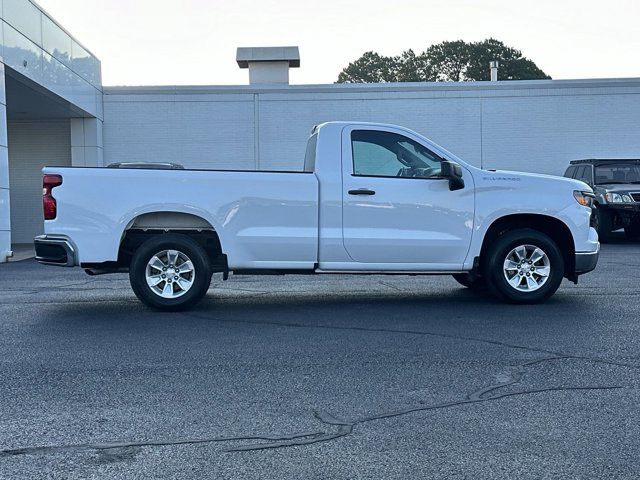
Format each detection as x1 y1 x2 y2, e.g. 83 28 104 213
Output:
1 239 639 479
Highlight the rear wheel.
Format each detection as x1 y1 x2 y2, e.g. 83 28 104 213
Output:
483 229 564 304
130 234 212 310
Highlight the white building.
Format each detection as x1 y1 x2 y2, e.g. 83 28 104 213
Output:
2 1 640 262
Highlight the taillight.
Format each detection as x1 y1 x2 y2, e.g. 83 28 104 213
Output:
43 174 62 220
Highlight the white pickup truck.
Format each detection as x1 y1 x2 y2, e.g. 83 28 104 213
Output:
35 122 599 310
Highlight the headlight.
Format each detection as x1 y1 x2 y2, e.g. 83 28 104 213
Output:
574 191 594 207
605 192 622 203
605 192 634 203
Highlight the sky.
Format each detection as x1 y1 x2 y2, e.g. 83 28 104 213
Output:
36 0 640 86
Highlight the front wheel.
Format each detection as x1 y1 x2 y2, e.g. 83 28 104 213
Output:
129 234 212 311
483 229 564 304
624 224 640 240
592 206 615 242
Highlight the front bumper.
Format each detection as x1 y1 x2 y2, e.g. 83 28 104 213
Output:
601 203 640 217
34 235 77 267
604 202 640 210
575 247 599 275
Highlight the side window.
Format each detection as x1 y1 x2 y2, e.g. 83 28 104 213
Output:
564 166 576 178
303 133 318 173
351 130 442 179
583 165 593 184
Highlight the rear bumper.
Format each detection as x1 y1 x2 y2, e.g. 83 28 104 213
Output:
575 247 599 275
34 235 77 267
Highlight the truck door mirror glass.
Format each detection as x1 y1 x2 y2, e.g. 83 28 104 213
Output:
441 161 465 191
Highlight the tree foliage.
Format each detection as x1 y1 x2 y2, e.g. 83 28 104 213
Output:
337 39 550 83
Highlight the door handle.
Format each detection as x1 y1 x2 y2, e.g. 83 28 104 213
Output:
348 188 376 196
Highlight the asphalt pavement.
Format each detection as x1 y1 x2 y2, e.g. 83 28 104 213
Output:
1 237 639 479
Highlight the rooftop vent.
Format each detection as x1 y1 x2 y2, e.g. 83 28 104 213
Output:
490 61 499 82
236 46 300 85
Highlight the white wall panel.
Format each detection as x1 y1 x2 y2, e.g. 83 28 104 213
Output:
0 146 8 188
0 58 5 106
0 63 7 261
0 103 7 147
0 231 10 259
482 94 640 174
0 187 10 231
103 98 255 169
103 80 640 176
258 95 481 170
7 120 71 243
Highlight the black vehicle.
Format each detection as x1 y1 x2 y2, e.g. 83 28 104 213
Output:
564 159 640 241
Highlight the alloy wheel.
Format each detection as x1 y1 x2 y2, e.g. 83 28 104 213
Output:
502 244 551 292
145 249 195 298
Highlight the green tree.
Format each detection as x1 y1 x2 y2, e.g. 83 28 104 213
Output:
336 39 550 83
337 49 433 83
423 40 471 81
395 49 433 82
463 38 550 81
337 51 399 83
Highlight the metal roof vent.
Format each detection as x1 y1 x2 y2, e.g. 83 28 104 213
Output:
236 46 300 85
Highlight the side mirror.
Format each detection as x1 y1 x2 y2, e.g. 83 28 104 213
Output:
441 161 465 191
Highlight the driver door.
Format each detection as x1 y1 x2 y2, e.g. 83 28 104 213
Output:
341 125 474 269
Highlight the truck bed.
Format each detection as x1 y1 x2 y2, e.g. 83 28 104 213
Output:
43 166 319 269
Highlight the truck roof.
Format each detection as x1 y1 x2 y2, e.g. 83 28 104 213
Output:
314 121 414 131
570 158 640 166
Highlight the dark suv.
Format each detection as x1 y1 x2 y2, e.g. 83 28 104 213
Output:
564 159 640 241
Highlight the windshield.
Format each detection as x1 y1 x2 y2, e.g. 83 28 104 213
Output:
595 164 640 184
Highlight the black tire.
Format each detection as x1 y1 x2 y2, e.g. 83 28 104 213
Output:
129 233 212 311
452 273 489 292
592 206 615 242
482 229 564 304
624 224 640 240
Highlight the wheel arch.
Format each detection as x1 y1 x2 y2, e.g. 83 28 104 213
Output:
479 213 576 277
116 211 227 272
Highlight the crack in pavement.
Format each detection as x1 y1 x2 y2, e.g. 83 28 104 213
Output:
182 313 640 370
378 280 403 292
182 312 559 357
0 354 626 458
1 282 270 299
231 355 623 451
2 279 125 293
0 432 322 457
